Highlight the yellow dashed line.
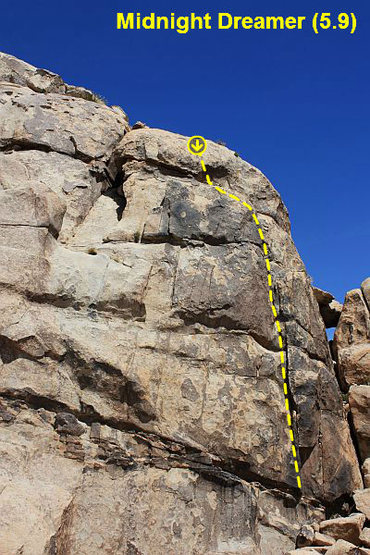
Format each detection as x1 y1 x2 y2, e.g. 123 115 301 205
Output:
242 201 253 211
252 213 260 225
189 152 302 490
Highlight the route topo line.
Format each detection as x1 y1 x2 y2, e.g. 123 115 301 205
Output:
187 135 302 490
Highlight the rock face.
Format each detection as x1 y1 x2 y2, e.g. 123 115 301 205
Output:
333 283 370 389
349 385 370 463
0 52 366 554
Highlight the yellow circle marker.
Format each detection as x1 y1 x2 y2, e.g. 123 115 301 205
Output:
187 135 207 156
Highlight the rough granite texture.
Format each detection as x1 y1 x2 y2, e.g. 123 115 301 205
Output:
0 53 368 555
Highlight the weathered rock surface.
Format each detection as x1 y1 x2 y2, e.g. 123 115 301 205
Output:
313 532 336 546
363 459 370 487
349 385 370 462
319 513 365 545
0 399 325 555
0 52 365 553
0 51 109 101
360 527 370 548
325 539 369 554
333 285 370 389
0 83 129 161
0 150 114 242
286 548 327 555
313 287 342 329
354 488 370 520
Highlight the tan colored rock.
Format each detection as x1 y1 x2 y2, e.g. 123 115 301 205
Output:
360 527 370 548
0 51 65 93
0 185 65 234
0 406 83 555
325 539 364 554
337 344 370 389
313 532 336 546
313 287 335 305
363 459 370 487
349 386 370 462
362 278 370 310
0 400 324 555
313 286 342 328
0 52 365 552
335 288 370 346
1 110 359 500
0 150 112 241
319 513 366 545
0 51 115 104
354 488 370 520
333 287 370 388
259 526 295 554
285 549 327 554
0 83 129 161
0 120 363 500
296 524 315 547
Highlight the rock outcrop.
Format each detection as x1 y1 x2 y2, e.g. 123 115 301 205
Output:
333 282 370 389
0 52 368 554
313 287 342 329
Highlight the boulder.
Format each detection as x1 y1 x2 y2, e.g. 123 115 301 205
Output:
285 549 327 554
319 513 366 545
333 287 370 389
363 459 370 488
313 286 342 328
313 532 336 546
354 489 370 520
296 525 316 547
349 386 370 462
0 83 129 161
360 528 370 548
326 539 368 554
362 278 370 310
0 51 113 103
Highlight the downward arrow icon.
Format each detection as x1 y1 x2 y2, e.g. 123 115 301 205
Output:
187 135 207 156
192 139 204 152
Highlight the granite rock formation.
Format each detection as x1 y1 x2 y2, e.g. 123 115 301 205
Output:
333 282 370 390
0 52 368 554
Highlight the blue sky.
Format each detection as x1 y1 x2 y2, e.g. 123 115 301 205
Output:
1 1 369 303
